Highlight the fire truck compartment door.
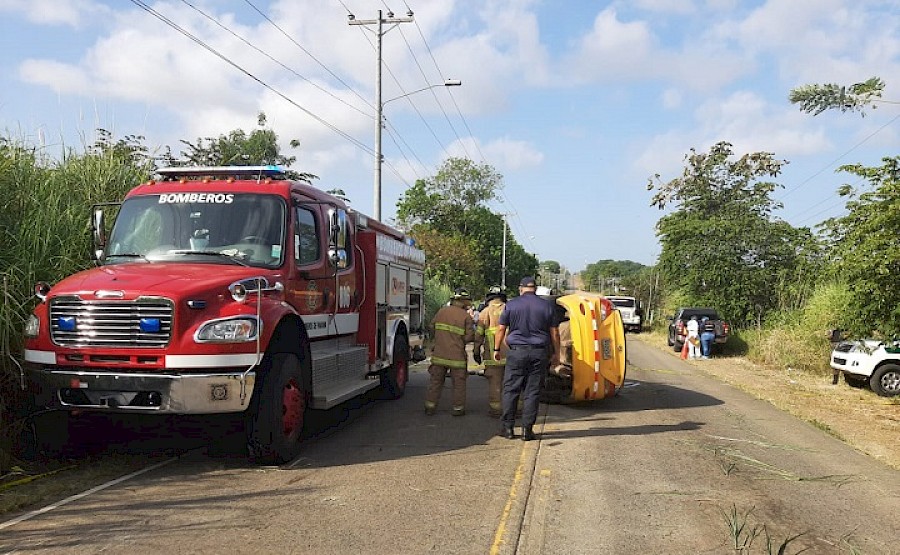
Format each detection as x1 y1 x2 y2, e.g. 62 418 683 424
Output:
388 267 408 307
376 263 388 304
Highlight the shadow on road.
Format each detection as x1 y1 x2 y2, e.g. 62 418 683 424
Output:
27 369 724 472
553 379 724 414
539 420 704 443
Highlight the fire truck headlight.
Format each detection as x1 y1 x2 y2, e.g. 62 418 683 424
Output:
25 315 40 338
196 317 259 343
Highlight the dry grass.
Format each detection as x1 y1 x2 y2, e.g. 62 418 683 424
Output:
0 454 171 516
640 331 900 470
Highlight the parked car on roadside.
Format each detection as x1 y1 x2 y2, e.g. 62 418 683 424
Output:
830 339 900 397
667 307 730 352
606 296 642 333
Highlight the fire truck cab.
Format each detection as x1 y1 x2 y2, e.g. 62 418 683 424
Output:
23 166 425 464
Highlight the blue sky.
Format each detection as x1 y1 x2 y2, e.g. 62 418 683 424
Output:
2 0 899 274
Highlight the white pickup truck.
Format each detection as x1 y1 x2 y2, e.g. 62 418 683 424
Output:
606 296 642 333
830 339 900 397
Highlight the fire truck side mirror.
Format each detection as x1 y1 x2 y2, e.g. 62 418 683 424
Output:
329 248 348 269
91 208 106 262
328 208 348 250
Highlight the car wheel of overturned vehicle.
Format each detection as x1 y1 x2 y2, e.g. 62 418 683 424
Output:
247 351 308 464
869 363 900 397
382 333 409 399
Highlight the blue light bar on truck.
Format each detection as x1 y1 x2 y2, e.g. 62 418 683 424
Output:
156 166 286 181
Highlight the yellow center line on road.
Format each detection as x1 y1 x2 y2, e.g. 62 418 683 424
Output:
490 442 530 555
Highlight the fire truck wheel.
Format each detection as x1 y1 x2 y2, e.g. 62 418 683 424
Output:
247 352 308 464
382 333 409 399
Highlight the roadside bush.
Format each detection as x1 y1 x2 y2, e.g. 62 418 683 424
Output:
0 134 151 473
745 282 851 375
424 278 452 339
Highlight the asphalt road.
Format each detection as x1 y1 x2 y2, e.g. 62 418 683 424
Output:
2 338 898 554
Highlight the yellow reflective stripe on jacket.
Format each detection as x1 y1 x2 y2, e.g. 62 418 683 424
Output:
431 355 468 369
435 322 467 336
484 326 506 364
475 324 486 336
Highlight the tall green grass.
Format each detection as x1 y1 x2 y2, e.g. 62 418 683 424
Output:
424 278 453 338
744 282 851 375
0 135 151 472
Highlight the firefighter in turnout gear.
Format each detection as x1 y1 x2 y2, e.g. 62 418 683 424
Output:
473 287 508 417
425 287 475 416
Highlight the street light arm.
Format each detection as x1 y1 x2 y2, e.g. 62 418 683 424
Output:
383 80 462 105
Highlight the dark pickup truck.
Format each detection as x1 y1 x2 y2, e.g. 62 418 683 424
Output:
667 307 730 352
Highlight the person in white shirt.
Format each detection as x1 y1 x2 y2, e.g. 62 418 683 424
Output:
686 316 701 359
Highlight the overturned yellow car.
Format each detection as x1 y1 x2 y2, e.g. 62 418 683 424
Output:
543 293 627 403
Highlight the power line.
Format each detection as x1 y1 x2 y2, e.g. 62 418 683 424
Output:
795 198 848 227
180 0 371 118
783 176 864 223
242 0 375 112
395 24 470 159
410 19 485 162
129 0 375 156
777 110 900 201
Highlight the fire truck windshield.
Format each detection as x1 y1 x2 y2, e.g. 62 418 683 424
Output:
105 193 287 268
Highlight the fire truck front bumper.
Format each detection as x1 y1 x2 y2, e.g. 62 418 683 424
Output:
26 364 257 415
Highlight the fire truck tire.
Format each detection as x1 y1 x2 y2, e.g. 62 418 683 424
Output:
247 352 308 464
382 333 409 399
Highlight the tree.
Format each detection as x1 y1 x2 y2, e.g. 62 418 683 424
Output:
790 76 900 336
396 157 536 294
825 157 900 337
789 77 884 116
581 260 646 293
541 260 561 274
648 141 820 325
163 112 316 182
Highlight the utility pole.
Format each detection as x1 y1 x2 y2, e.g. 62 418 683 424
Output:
349 9 414 221
500 213 508 291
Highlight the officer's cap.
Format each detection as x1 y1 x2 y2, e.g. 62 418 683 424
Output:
519 276 537 288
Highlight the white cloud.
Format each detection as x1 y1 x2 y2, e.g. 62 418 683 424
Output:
661 88 682 109
715 0 900 89
634 90 832 178
629 0 697 14
18 59 91 94
561 7 751 90
478 136 544 171
0 0 106 27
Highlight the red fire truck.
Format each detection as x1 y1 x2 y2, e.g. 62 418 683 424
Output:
23 166 426 464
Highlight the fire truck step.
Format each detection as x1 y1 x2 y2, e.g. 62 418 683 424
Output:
312 380 381 409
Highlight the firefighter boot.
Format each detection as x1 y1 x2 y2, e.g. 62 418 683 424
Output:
424 401 437 416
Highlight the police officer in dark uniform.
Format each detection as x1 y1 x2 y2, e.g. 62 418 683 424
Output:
493 276 560 441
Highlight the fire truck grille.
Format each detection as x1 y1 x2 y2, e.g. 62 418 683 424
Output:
49 296 174 348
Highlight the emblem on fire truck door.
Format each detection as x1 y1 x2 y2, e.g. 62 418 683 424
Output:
306 281 319 311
